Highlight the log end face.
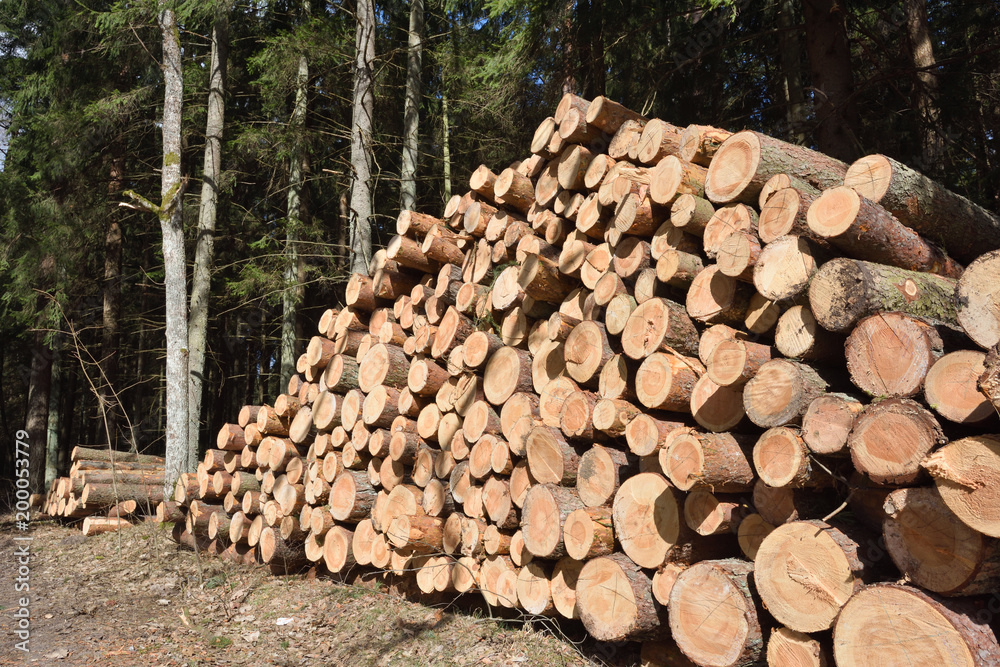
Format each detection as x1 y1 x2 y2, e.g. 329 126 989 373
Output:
704 131 760 204
807 186 861 238
843 154 893 203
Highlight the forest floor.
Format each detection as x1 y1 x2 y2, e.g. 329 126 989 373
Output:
0 518 642 667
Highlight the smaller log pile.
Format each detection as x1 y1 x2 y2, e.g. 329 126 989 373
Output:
43 447 165 536
156 92 1000 666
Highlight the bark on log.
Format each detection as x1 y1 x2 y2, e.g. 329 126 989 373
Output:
577 552 667 642
925 350 993 423
743 359 833 427
849 398 945 485
660 429 755 492
923 435 1000 538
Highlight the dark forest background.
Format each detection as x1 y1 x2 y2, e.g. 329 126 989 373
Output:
1 0 997 491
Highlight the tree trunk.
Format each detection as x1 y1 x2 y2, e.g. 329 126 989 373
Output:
101 155 124 451
45 345 60 490
189 10 228 471
157 2 189 496
26 332 51 494
400 0 423 211
441 83 451 202
778 0 806 143
349 0 375 274
801 0 860 161
904 0 943 168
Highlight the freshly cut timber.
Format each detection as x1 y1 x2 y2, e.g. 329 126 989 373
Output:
679 124 732 167
715 231 760 281
956 250 1000 349
563 506 614 559
849 398 944 485
576 553 666 642
612 472 684 568
742 359 831 427
671 193 715 235
563 321 614 385
753 427 832 488
704 130 847 204
483 346 533 406
844 153 1000 263
635 352 702 412
668 559 764 667
755 520 866 632
767 627 830 667
649 156 706 205
702 204 757 258
832 584 1000 666
660 429 754 492
707 339 773 388
883 486 1000 596
585 96 645 134
525 425 581 485
924 350 993 423
683 490 745 536
685 265 753 326
801 393 864 456
752 235 823 302
576 445 637 507
923 435 1000 538
758 186 821 243
806 186 962 278
620 297 700 359
844 312 944 398
624 413 688 457
520 483 584 559
689 374 746 432
808 258 958 333
774 305 841 361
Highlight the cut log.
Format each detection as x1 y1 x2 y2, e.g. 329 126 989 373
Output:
679 124 732 167
668 559 764 667
801 393 864 456
925 350 993 423
660 429 755 492
707 339 773 388
321 525 356 573
755 519 866 632
845 312 945 398
686 265 754 326
670 194 715 235
743 359 832 427
624 413 687 457
702 204 758 258
635 352 703 412
832 583 1000 666
923 435 1000 538
883 486 1000 596
521 483 584 559
767 627 830 667
774 305 841 361
577 552 667 642
807 186 961 278
649 156 706 205
82 517 133 536
845 153 1000 263
576 444 638 507
621 297 700 360
956 250 1000 349
716 231 761 282
753 235 823 302
483 346 533 406
683 490 745 536
753 427 832 488
525 425 582 485
636 118 683 164
758 186 821 243
358 343 409 393
591 397 641 437
737 513 775 560
586 96 644 134
849 398 945 485
328 469 378 522
689 375 746 432
431 307 475 360
705 130 847 204
612 472 684 568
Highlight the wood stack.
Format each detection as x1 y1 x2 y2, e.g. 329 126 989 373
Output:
43 446 165 535
158 94 1000 665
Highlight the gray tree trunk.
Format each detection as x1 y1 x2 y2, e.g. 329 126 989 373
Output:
400 0 423 211
189 10 229 469
442 88 452 202
25 332 51 495
904 0 942 168
45 344 60 490
778 0 806 143
281 0 311 388
101 154 124 451
349 0 375 276
801 0 860 162
158 4 190 496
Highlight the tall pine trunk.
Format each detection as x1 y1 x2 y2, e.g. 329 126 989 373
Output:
904 0 942 168
189 10 228 468
25 332 51 495
349 0 375 275
802 0 860 161
157 4 190 495
281 0 310 388
778 0 806 143
45 344 60 489
441 89 452 202
101 154 124 450
560 0 577 95
400 0 423 211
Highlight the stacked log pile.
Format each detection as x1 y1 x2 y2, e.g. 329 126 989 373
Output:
158 93 1000 666
43 447 165 536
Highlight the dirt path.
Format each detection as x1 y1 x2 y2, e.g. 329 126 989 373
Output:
0 520 638 666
